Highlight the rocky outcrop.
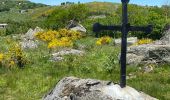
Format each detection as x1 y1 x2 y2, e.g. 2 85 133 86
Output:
127 44 170 64
126 53 144 65
127 28 170 65
20 39 38 49
23 27 43 40
43 77 157 100
114 37 138 46
67 20 86 33
50 49 84 62
154 28 170 45
20 27 43 49
70 24 86 33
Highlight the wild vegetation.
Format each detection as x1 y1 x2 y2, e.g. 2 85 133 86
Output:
0 1 170 100
0 36 170 99
1 2 170 38
35 29 82 49
0 0 46 12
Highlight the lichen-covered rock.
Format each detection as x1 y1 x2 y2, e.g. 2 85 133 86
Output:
127 44 170 64
67 20 86 33
126 53 144 65
24 28 34 39
43 77 157 100
20 40 38 49
127 28 170 64
24 27 43 40
70 24 86 33
20 27 43 49
51 49 84 62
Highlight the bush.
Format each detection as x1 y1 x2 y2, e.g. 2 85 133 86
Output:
45 4 88 29
1 43 27 68
96 36 112 45
0 29 6 36
6 20 44 35
35 29 82 50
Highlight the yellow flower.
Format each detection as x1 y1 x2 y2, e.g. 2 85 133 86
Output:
9 61 15 66
0 53 4 62
96 40 102 45
48 39 59 49
35 30 59 42
96 36 112 45
60 37 73 47
133 38 153 46
36 29 81 49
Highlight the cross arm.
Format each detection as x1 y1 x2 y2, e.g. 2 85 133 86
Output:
128 24 153 34
93 23 122 33
93 23 153 34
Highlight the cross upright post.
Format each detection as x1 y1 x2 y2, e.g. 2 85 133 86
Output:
93 0 152 88
120 0 129 88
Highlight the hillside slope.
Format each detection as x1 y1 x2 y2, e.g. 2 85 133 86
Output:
0 0 46 12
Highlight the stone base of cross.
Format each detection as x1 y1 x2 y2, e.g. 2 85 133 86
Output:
93 0 152 88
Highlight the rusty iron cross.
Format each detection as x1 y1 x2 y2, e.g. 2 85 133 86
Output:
93 0 152 88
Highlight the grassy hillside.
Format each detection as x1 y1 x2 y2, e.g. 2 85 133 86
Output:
0 1 170 100
0 0 46 12
0 0 51 35
86 2 120 15
0 1 170 39
0 0 48 22
0 36 169 100
0 7 54 22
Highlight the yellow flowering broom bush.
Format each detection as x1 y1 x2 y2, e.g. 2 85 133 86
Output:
47 38 73 49
0 53 4 62
35 28 81 49
96 36 112 45
1 44 27 68
35 30 59 42
133 38 153 46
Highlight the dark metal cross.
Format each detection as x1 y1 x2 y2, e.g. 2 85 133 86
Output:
93 0 152 88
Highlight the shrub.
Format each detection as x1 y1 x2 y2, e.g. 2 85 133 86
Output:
6 20 41 35
45 4 88 29
47 38 73 49
1 44 27 68
96 36 112 45
35 29 82 49
0 53 4 62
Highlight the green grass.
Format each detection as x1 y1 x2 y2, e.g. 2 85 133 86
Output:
0 36 170 100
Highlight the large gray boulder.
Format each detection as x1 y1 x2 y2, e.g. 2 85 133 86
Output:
127 44 170 64
126 53 144 65
20 40 38 49
127 28 170 64
20 27 43 49
24 27 43 40
24 28 34 40
70 24 86 33
67 20 86 33
43 77 157 100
